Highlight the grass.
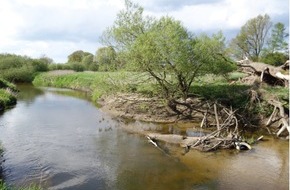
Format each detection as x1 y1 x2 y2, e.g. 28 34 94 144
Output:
191 83 251 108
0 181 42 190
33 71 289 123
263 86 289 101
0 79 17 111
33 71 156 101
32 71 257 107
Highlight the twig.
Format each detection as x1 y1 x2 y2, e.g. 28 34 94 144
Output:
200 111 207 128
266 106 277 126
214 103 220 135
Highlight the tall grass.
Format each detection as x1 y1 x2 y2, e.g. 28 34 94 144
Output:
0 79 17 111
33 71 253 105
33 71 289 122
33 71 157 101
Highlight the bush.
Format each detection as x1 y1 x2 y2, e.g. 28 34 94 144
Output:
0 67 34 82
0 54 50 82
0 78 17 90
0 89 17 110
261 52 289 66
48 63 71 71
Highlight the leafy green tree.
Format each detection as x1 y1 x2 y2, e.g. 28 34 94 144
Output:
267 22 289 54
38 55 54 64
230 14 272 61
81 54 94 69
69 62 85 72
0 54 49 82
101 0 152 51
67 50 93 63
102 0 234 114
95 46 117 71
67 50 85 63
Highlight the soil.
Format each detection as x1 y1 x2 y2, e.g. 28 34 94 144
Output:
98 93 179 123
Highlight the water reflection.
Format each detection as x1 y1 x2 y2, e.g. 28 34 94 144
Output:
16 84 44 104
0 85 288 190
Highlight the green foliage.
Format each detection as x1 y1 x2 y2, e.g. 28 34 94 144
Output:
48 63 71 70
33 71 153 101
102 1 234 100
0 180 42 190
0 79 17 111
62 50 98 71
263 86 289 108
81 54 96 70
0 54 49 82
267 22 289 54
0 78 17 90
67 62 85 72
68 50 86 63
38 55 54 65
191 84 250 109
95 47 117 71
101 0 151 51
230 14 272 61
261 52 289 66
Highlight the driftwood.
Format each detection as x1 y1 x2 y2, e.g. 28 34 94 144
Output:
236 59 289 138
237 61 289 87
146 103 253 152
266 99 289 138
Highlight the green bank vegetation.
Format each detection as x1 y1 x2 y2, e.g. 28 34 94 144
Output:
0 0 289 187
0 79 17 111
33 71 157 101
0 0 288 125
0 54 50 83
33 71 286 123
33 0 289 138
0 181 42 190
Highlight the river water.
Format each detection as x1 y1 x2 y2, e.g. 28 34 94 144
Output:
0 84 288 190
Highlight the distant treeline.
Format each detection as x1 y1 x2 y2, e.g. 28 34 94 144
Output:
0 54 49 82
0 49 118 83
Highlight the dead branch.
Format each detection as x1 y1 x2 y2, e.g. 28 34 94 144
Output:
267 99 289 138
213 103 220 132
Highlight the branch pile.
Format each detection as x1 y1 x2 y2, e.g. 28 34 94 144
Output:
236 59 289 138
148 103 254 152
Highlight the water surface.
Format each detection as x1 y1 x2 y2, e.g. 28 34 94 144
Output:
0 84 288 190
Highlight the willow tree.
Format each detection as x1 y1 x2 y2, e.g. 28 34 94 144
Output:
102 0 234 113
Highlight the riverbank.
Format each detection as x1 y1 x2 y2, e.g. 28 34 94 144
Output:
33 71 288 123
0 85 287 189
32 71 290 152
32 71 289 139
0 79 17 112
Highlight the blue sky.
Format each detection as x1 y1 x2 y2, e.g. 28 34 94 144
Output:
0 0 288 63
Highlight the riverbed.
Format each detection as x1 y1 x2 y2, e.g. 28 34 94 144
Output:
0 84 288 190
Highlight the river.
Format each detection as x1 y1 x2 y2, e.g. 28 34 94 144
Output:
0 84 288 190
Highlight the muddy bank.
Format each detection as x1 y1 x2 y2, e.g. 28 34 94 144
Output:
98 91 288 152
99 93 179 123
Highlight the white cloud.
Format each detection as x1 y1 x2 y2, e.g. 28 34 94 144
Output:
143 0 288 32
0 0 288 63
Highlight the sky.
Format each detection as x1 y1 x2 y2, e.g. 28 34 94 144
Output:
0 0 289 63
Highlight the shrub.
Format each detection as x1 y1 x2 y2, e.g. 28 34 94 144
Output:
68 62 85 72
261 52 289 66
0 54 50 82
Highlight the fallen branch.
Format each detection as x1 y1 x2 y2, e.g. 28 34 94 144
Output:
267 99 289 138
